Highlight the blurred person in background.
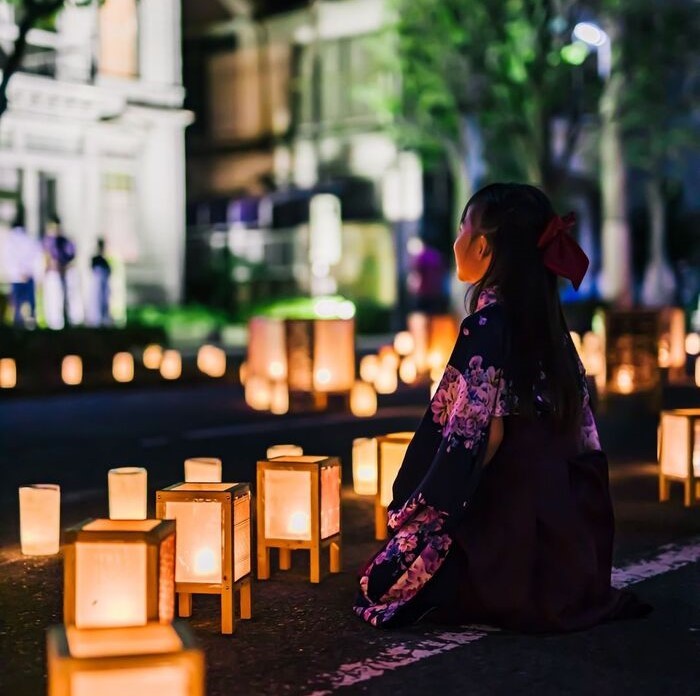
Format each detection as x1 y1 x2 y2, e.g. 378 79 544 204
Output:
87 237 112 326
43 215 78 329
6 206 42 328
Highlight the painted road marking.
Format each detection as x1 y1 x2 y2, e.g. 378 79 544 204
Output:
306 536 700 695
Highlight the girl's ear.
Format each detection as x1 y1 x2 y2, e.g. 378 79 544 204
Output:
478 236 492 259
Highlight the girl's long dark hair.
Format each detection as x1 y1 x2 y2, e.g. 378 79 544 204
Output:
462 183 581 433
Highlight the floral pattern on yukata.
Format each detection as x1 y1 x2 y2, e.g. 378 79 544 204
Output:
430 358 507 452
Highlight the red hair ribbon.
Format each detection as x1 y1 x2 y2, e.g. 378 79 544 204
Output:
537 212 589 290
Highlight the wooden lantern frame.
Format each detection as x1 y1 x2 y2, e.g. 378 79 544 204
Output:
47 621 204 696
375 433 413 541
257 455 342 583
156 482 252 635
63 518 176 629
659 408 700 507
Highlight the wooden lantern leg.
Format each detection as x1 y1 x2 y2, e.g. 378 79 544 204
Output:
240 579 252 620
375 504 387 541
221 584 234 634
685 478 697 508
310 543 321 584
257 544 270 580
659 475 670 502
279 547 292 570
330 540 341 573
178 592 192 618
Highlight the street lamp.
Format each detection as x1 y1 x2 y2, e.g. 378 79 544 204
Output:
573 22 611 79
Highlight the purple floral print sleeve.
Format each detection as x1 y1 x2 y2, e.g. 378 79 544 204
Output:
353 289 506 627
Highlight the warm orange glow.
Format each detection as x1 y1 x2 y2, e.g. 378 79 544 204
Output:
582 332 604 376
143 344 163 370
239 361 248 385
19 484 60 555
313 319 355 392
408 313 458 373
379 434 413 507
263 468 312 540
374 365 398 394
359 355 380 383
686 333 700 356
393 331 415 357
108 467 147 520
62 355 83 386
659 410 700 479
197 345 226 378
352 438 377 495
320 465 341 539
245 376 271 410
615 365 635 394
266 444 303 458
233 494 251 581
248 317 287 381
378 345 399 369
399 357 418 384
184 458 222 483
112 352 134 383
430 379 440 398
0 357 16 388
569 332 582 355
270 381 289 415
350 381 377 417
66 623 182 658
160 351 182 380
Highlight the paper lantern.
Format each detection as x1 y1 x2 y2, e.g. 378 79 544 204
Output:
374 365 398 394
408 313 458 373
142 344 163 370
266 444 304 458
257 455 341 583
270 381 289 415
658 307 686 369
245 375 271 411
375 432 413 540
19 484 60 555
393 331 415 357
350 381 377 417
614 364 635 395
46 622 204 696
108 467 147 520
160 350 182 380
64 518 175 629
62 355 83 386
352 438 377 495
686 333 700 356
184 458 222 483
399 357 418 385
239 361 248 385
313 319 355 393
248 316 287 381
0 357 16 388
197 345 226 378
112 352 134 383
359 355 380 383
156 483 251 634
658 409 700 507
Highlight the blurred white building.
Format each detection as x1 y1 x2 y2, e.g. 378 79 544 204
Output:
0 0 192 311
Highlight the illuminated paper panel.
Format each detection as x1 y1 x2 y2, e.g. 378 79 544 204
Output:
233 495 251 581
660 414 700 478
379 438 411 508
313 319 355 392
320 465 341 539
352 438 377 496
264 469 312 540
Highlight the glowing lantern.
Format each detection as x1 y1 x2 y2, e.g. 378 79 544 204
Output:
1 358 17 388
142 344 163 370
408 313 458 373
239 361 248 385
359 355 380 383
156 483 251 634
266 444 303 458
658 409 700 507
245 376 271 411
112 352 134 383
375 432 413 540
63 519 175 629
46 622 204 696
270 381 289 415
312 319 355 393
197 345 226 378
19 484 60 555
352 438 377 495
184 458 222 483
257 455 341 583
350 381 377 417
160 350 182 380
62 355 83 386
614 365 635 395
659 307 686 369
108 467 147 520
248 317 287 382
374 365 398 394
394 331 415 357
399 357 418 384
686 333 700 356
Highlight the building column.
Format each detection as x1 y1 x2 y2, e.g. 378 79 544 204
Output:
138 0 181 85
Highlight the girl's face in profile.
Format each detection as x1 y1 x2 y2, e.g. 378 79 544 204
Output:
453 206 492 283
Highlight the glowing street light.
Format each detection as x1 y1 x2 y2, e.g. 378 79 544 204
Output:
572 21 611 78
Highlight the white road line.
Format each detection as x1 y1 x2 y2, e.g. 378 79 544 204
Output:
306 536 700 694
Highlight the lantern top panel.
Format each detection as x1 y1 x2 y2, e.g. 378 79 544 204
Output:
662 408 700 418
184 457 222 465
258 455 340 470
378 432 414 444
65 518 175 544
159 481 250 497
48 621 197 659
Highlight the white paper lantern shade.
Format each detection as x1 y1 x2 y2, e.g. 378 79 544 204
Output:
352 438 377 495
658 409 700 506
350 381 377 417
108 467 147 520
184 458 222 483
266 444 304 459
19 484 60 555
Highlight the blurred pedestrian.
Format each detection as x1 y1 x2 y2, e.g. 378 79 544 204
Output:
43 215 76 329
87 237 111 326
6 207 42 328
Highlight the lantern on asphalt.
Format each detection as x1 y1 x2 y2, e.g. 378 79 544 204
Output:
160 350 182 380
19 484 60 555
658 409 700 507
352 438 377 496
256 455 341 583
350 381 377 417
1 357 17 388
143 344 163 370
374 432 414 540
62 355 83 386
112 352 134 383
63 518 176 628
156 483 252 634
197 345 226 378
108 467 147 520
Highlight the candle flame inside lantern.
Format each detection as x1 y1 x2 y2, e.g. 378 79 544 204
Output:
315 368 331 385
269 360 285 379
287 511 310 536
616 365 635 394
194 547 217 575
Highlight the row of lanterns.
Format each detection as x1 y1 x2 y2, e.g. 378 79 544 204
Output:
0 344 228 389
